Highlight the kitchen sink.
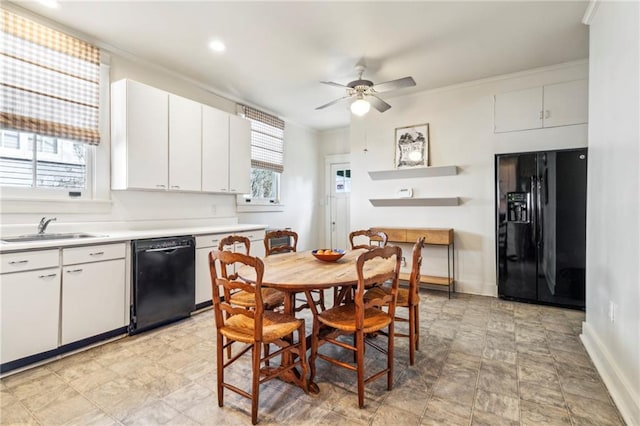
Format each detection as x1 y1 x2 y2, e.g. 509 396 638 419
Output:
1 233 100 243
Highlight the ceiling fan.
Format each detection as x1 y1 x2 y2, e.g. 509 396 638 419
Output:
315 64 416 115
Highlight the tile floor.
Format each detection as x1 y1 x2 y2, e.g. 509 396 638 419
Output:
0 291 625 425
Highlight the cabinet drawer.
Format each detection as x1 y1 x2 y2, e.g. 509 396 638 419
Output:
407 229 453 245
0 249 59 274
63 243 126 265
371 228 407 243
195 234 225 249
237 229 265 242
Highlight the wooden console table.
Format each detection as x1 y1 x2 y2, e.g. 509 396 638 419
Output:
370 227 455 298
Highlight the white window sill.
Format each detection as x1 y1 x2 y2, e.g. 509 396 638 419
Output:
0 198 113 214
236 203 285 213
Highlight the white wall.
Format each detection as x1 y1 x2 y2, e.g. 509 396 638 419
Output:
349 61 588 296
237 122 323 250
580 2 640 424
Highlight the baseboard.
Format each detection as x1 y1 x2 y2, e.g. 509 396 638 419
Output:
581 321 640 425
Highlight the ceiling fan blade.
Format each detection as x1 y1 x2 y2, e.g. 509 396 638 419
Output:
367 95 392 113
320 81 350 89
372 76 416 93
315 95 352 110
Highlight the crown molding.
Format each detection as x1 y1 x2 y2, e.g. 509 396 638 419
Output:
582 0 600 25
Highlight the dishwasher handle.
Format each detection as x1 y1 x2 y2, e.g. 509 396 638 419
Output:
142 244 193 253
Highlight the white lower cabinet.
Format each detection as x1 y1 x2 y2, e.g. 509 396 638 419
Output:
195 234 225 306
194 230 266 306
61 244 126 345
1 266 60 364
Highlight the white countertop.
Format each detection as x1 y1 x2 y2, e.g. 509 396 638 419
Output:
0 224 266 252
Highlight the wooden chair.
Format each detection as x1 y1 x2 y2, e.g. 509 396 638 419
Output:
309 245 402 408
209 250 308 425
264 229 326 311
263 229 298 255
219 235 284 310
349 229 389 250
364 237 424 365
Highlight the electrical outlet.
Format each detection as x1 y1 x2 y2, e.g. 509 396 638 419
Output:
211 205 217 215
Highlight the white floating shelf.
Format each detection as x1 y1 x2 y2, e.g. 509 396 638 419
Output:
368 165 457 180
369 197 459 207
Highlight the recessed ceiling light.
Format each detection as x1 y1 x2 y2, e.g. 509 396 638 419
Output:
38 0 60 8
208 39 226 53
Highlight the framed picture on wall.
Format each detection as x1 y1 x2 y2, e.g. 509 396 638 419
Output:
394 123 429 168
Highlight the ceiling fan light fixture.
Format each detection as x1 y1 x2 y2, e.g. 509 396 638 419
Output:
208 39 226 53
350 98 370 116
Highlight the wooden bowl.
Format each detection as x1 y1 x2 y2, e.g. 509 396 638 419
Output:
312 249 345 262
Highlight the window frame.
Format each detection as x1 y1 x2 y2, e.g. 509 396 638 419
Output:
237 105 285 211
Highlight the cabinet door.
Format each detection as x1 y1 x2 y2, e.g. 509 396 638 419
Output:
543 79 588 128
195 247 214 305
125 80 169 190
61 259 125 345
1 268 60 363
169 95 202 191
494 86 543 133
229 115 251 194
202 105 230 193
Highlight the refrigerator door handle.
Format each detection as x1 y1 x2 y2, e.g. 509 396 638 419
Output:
530 176 537 243
537 175 543 247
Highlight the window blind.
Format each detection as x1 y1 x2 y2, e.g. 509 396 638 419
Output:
0 9 101 145
238 104 284 173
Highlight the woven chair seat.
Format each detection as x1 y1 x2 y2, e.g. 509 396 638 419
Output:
230 288 285 309
317 304 391 333
363 286 418 307
221 310 303 344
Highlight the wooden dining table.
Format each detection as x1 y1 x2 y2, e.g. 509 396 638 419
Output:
236 249 396 393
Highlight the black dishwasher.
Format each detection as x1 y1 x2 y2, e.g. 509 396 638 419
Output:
130 236 195 334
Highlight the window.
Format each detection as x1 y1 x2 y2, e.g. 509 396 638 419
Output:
0 130 86 189
335 168 351 193
0 9 100 198
238 105 284 204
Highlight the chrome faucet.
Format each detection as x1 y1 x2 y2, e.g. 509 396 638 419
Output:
37 217 56 234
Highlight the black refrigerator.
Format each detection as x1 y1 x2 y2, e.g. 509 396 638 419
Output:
496 148 587 309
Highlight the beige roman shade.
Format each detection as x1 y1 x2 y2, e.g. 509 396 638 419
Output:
238 104 284 174
0 9 101 145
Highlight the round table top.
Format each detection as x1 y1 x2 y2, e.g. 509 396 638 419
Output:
237 249 395 292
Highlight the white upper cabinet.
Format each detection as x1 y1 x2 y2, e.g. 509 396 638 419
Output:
169 94 202 191
494 79 588 133
494 86 543 132
542 79 588 128
112 79 252 195
202 105 230 193
112 79 169 190
229 114 251 194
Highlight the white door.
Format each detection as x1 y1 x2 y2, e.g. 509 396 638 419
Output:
169 94 202 191
494 86 543 133
542 79 588 128
329 162 351 250
125 80 169 189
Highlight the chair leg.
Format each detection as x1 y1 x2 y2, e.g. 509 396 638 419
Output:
387 322 394 391
317 290 326 311
415 305 420 351
216 333 224 407
251 343 261 425
408 306 416 366
309 316 319 385
264 343 270 367
298 322 309 392
356 330 365 408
